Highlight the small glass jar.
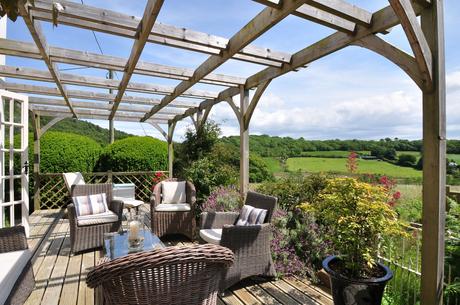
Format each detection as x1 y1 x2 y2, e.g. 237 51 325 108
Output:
128 213 145 251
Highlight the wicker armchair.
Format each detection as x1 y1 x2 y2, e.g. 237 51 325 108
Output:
86 244 234 305
0 226 35 305
150 178 196 240
68 183 123 253
200 191 278 292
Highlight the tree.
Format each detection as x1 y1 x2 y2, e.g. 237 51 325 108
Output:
397 154 417 167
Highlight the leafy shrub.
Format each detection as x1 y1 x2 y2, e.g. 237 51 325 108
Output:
40 131 102 173
397 154 417 167
306 177 407 278
97 136 167 172
202 186 241 212
371 146 397 160
257 173 327 210
183 157 238 203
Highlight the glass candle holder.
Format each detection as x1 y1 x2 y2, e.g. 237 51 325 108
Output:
128 214 144 251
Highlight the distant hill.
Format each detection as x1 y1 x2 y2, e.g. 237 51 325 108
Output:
220 135 460 157
32 117 133 146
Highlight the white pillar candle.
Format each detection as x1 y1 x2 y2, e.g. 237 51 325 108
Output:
129 220 140 241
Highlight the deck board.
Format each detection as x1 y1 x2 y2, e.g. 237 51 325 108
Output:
24 209 331 305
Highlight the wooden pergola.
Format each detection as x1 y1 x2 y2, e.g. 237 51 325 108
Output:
0 0 446 303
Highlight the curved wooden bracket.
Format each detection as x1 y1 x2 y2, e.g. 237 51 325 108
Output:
200 106 213 128
147 122 167 140
389 0 433 91
243 79 271 129
39 115 66 137
353 35 424 90
225 97 241 121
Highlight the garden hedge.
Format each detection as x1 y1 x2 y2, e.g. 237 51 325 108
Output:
39 131 102 173
97 136 168 172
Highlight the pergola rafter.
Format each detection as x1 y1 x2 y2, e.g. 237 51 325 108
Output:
141 0 308 122
0 38 247 87
109 0 164 120
0 1 446 303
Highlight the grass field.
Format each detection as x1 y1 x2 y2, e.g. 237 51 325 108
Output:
286 157 423 178
299 150 370 158
263 157 283 173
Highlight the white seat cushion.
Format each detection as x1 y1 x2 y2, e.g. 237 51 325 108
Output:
0 249 32 305
77 210 119 226
155 203 191 212
199 229 222 245
161 181 186 204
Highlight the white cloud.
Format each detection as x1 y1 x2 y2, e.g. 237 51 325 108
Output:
447 71 460 92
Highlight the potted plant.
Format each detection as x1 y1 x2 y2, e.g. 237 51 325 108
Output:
308 177 406 305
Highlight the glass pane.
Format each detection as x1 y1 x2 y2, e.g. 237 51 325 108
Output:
2 97 10 123
13 153 22 176
13 99 22 124
3 206 11 227
1 177 8 202
14 126 22 150
13 204 22 226
4 126 11 149
14 178 22 202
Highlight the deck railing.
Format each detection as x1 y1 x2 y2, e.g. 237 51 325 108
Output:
379 223 460 305
35 171 168 210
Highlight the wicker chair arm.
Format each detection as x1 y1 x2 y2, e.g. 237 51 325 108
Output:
67 203 77 226
86 244 234 288
220 223 272 250
0 226 28 253
200 212 240 229
109 199 124 219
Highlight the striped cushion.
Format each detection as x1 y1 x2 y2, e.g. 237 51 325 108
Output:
236 205 267 226
73 193 108 216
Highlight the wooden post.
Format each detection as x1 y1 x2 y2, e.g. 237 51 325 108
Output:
167 122 176 178
420 1 446 304
32 112 41 211
108 70 115 144
239 88 250 198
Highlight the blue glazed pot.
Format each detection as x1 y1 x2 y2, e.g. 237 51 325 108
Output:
322 256 393 305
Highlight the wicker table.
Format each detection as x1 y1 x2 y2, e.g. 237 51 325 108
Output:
103 229 165 260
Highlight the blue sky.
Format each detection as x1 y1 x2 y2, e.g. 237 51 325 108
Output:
4 0 460 141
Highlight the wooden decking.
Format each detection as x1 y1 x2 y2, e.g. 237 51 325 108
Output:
25 209 333 305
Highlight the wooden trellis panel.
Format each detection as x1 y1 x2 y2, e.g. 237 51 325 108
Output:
37 171 165 210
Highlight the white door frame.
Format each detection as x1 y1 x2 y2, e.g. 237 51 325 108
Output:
0 89 29 236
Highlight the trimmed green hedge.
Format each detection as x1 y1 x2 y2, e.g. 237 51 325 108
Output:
40 131 102 173
97 136 167 172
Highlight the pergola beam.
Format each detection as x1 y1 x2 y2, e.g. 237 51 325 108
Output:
171 2 425 123
0 82 196 109
0 65 219 99
109 0 164 120
18 0 77 117
30 0 292 67
30 105 171 122
304 0 372 26
254 0 356 33
29 97 182 116
0 38 246 87
142 0 307 122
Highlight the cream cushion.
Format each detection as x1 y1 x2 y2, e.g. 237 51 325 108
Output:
0 249 32 305
199 229 222 245
155 203 191 212
161 181 186 204
63 172 85 192
77 210 119 226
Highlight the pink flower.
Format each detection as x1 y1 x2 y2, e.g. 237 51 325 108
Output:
393 191 401 200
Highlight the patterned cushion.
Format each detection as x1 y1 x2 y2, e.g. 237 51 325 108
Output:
161 181 187 204
72 193 108 217
236 205 267 226
77 211 119 226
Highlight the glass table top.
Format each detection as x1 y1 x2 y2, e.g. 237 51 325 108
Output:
103 229 165 260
